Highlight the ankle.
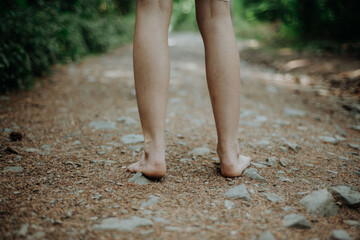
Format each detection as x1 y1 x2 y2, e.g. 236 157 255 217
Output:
217 140 239 157
144 138 165 152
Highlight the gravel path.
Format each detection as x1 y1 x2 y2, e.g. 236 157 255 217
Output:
1 32 359 240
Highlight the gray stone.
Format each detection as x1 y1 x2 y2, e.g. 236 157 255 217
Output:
28 232 45 239
350 125 360 131
188 147 211 156
255 115 268 122
140 195 160 208
88 121 117 130
338 156 349 161
152 217 170 224
128 173 150 185
258 230 276 240
274 119 290 127
283 214 311 228
224 200 235 209
331 230 352 240
242 121 262 127
127 145 142 152
319 136 339 145
251 162 268 168
40 145 52 151
179 158 191 163
327 170 338 175
264 156 278 166
261 192 284 202
280 158 293 167
348 143 360 150
116 117 138 125
329 186 360 206
164 226 182 231
281 206 293 212
223 184 250 201
267 85 278 94
3 166 23 173
343 220 360 228
299 189 338 217
285 142 301 153
279 176 292 183
257 140 272 147
17 223 29 236
121 134 144 144
94 216 153 231
1 128 12 133
279 146 288 152
243 167 266 182
26 148 39 153
335 135 346 141
335 124 348 137
140 229 154 236
284 107 307 117
0 96 10 101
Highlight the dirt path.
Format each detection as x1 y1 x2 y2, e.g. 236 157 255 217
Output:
1 32 359 240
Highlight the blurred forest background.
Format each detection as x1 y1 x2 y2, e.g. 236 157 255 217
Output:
1 0 359 93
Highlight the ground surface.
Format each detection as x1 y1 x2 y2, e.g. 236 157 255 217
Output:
1 33 359 240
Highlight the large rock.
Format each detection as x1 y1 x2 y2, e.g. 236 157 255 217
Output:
283 214 311 228
258 231 276 240
329 186 360 206
223 184 250 201
243 167 266 182
121 134 144 144
94 216 153 231
128 173 150 185
331 230 352 240
299 189 338 217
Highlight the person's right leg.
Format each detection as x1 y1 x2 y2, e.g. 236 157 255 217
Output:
195 0 251 177
127 0 172 178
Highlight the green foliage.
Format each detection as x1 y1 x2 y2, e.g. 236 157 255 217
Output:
172 0 197 31
0 0 135 93
238 0 360 41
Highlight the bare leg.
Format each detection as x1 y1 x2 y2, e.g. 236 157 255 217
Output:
195 0 251 177
127 0 172 178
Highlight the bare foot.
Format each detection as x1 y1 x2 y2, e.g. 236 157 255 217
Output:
127 154 166 179
220 154 251 177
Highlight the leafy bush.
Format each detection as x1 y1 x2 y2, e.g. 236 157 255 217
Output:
238 0 360 41
0 0 135 93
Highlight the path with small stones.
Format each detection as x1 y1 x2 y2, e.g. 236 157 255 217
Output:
1 32 359 240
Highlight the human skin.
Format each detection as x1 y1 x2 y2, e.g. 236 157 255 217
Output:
127 0 251 178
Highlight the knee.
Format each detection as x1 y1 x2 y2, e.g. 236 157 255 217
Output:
195 1 231 31
137 0 172 15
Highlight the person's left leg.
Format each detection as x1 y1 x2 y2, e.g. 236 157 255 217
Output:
195 0 251 177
